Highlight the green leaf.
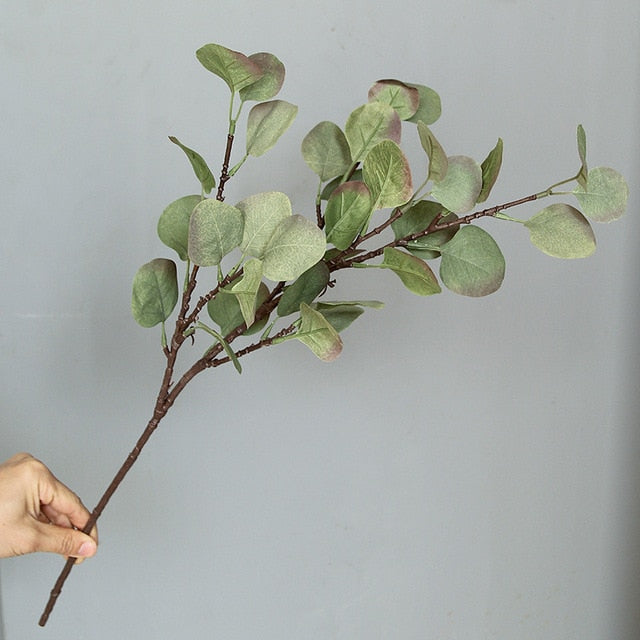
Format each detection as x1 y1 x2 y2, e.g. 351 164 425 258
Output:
197 322 242 374
195 43 264 93
320 169 363 200
380 247 441 296
324 181 373 250
406 84 442 125
431 156 483 213
237 191 292 257
157 195 201 261
207 282 270 336
344 102 402 163
168 137 215 194
417 122 448 183
576 125 588 190
362 140 413 210
293 302 343 362
262 215 327 282
239 52 285 102
477 138 503 203
313 303 364 332
368 79 420 120
246 100 298 157
301 121 352 181
230 259 263 327
188 199 244 266
439 225 505 297
131 258 178 327
573 166 628 222
391 200 457 259
277 261 330 317
524 203 596 258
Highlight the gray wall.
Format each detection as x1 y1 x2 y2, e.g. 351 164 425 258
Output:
1 1 639 638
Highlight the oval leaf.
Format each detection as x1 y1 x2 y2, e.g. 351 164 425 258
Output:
195 43 264 93
131 258 178 327
345 102 401 163
431 155 482 213
439 225 505 297
325 181 373 250
246 100 298 157
362 140 413 210
368 79 420 120
277 261 330 317
301 121 352 181
237 191 292 257
188 199 244 266
294 302 343 362
230 259 264 328
524 203 596 258
406 84 442 125
262 215 327 282
208 281 270 337
157 194 201 261
573 166 628 223
417 122 448 183
477 138 503 203
381 247 441 296
168 137 215 194
239 52 285 102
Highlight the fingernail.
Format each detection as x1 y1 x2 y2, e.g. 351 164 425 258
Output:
78 541 95 557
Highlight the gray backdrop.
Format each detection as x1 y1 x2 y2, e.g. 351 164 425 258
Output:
1 1 639 638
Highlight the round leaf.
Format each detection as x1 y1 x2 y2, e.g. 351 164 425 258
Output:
345 102 401 163
131 258 178 328
246 100 298 157
301 121 352 181
237 191 292 258
157 195 201 261
262 215 327 282
406 84 442 125
439 225 505 297
524 203 596 258
239 52 285 102
362 140 413 210
573 166 628 223
188 199 244 266
431 155 483 213
195 43 264 93
368 79 420 120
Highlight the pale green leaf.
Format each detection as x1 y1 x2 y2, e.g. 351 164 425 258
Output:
277 261 330 317
131 258 178 327
573 166 628 222
157 194 201 261
237 191 292 257
301 121 352 181
417 122 448 183
246 100 298 157
368 79 420 120
324 181 373 250
380 247 441 296
196 43 264 93
477 138 503 203
262 215 327 281
406 84 442 125
230 259 263 327
314 303 364 332
576 125 588 190
344 102 402 163
188 199 244 266
525 203 596 258
431 156 482 213
207 282 270 336
362 140 413 210
197 322 242 373
439 225 505 297
239 52 285 102
320 169 363 200
391 200 457 259
293 302 343 362
168 137 215 194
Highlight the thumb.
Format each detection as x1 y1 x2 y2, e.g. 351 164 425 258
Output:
31 521 98 559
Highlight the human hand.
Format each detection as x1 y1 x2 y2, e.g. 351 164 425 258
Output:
0 453 98 560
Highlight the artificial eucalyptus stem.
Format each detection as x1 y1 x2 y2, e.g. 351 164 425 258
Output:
38 40 628 628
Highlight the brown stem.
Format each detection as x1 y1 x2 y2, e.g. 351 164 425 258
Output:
216 134 235 201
